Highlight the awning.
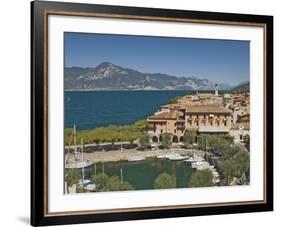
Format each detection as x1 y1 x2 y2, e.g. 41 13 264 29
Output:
199 126 229 133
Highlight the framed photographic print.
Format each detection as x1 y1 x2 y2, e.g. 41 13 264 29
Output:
31 0 273 226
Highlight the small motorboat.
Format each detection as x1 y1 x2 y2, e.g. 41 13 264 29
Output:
184 157 196 163
128 156 145 162
83 179 96 192
156 155 167 159
168 154 188 161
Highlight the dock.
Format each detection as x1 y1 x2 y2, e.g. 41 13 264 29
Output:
65 159 94 169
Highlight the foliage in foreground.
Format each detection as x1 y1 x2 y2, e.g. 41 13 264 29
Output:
92 173 134 192
190 169 214 187
183 129 197 148
64 120 147 145
160 133 172 149
197 134 233 153
139 132 150 150
217 146 250 185
65 169 80 187
154 172 177 189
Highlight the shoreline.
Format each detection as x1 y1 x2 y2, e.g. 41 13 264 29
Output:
66 148 205 164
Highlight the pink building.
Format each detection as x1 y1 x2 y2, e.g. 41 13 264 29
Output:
147 104 232 143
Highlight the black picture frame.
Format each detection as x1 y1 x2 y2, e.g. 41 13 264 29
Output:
31 0 273 226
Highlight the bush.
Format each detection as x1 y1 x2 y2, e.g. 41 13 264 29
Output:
160 133 172 149
139 132 150 150
183 130 197 148
65 124 142 146
168 96 182 104
154 172 177 189
218 147 250 185
64 169 80 192
93 173 134 192
190 169 214 187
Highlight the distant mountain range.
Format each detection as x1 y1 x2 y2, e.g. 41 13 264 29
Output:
65 62 237 91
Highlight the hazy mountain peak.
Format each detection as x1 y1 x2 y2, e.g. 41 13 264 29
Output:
95 61 116 69
64 63 233 91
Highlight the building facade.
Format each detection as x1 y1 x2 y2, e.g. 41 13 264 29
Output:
146 89 249 144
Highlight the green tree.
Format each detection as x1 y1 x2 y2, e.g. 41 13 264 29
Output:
133 119 147 131
65 124 142 146
218 159 236 185
183 130 197 148
205 135 232 155
168 96 182 104
234 150 250 181
243 134 250 151
190 169 214 187
154 172 177 189
139 132 150 150
93 173 134 192
160 133 172 149
65 169 80 193
218 148 250 185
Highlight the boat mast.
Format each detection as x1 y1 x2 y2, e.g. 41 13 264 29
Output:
121 127 123 152
102 162 105 179
81 138 85 182
120 168 123 184
73 124 77 159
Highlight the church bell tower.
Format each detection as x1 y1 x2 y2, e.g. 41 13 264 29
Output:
215 83 218 96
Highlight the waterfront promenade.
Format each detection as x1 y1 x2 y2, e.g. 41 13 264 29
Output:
66 148 204 163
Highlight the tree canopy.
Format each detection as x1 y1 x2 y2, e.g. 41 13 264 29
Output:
190 169 214 187
154 172 177 189
218 145 250 185
65 123 144 146
183 129 197 148
93 173 134 192
168 96 182 104
160 133 172 149
139 132 150 150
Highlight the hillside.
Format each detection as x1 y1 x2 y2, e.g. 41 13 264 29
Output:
230 81 250 93
64 62 232 91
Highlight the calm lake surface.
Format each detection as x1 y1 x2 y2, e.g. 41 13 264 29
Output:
80 158 194 190
64 90 191 130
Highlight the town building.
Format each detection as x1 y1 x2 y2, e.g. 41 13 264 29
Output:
146 86 250 144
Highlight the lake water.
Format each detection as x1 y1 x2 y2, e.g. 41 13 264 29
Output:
65 91 195 191
78 158 194 190
64 90 190 130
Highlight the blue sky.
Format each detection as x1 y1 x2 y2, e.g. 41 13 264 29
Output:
64 32 249 86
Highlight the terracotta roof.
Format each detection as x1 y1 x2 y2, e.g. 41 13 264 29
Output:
185 105 232 114
148 111 179 120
